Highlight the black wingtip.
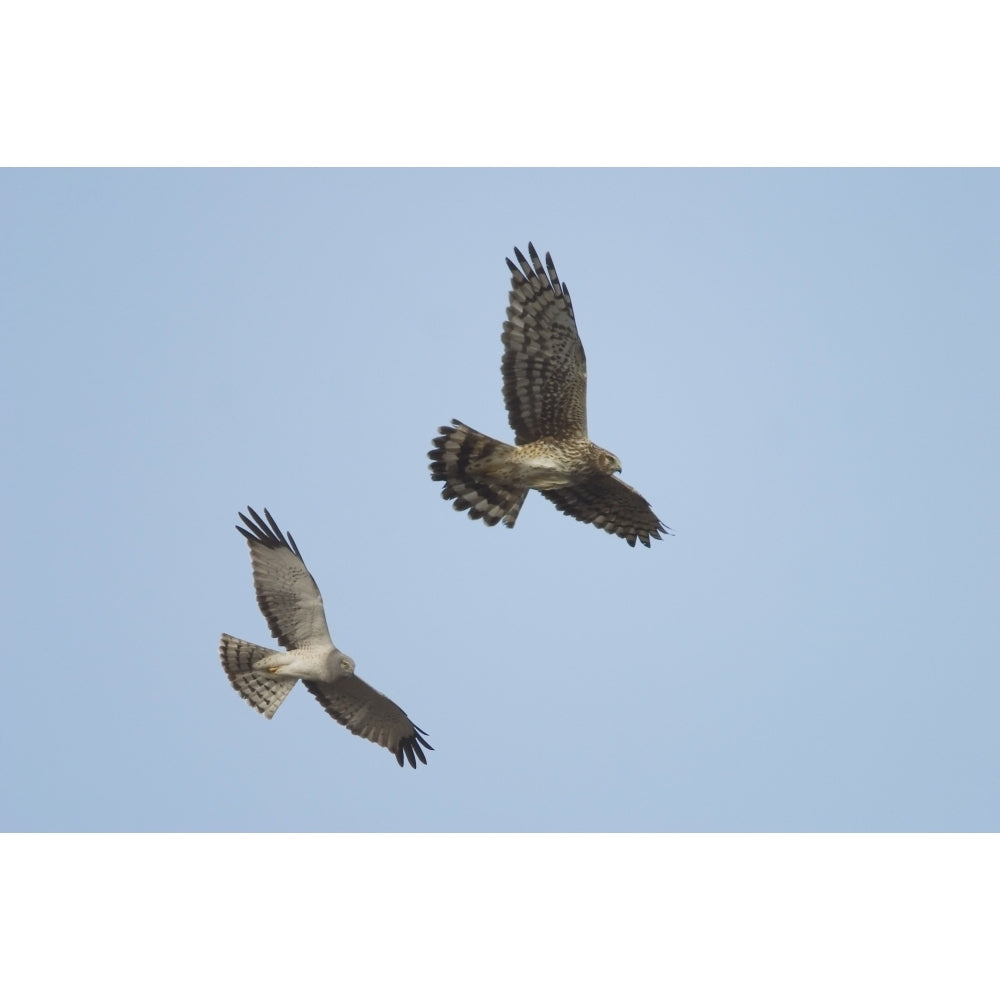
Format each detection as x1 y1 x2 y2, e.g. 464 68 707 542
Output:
235 506 302 559
394 727 434 769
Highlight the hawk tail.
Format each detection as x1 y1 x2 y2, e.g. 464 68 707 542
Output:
219 633 297 719
428 420 528 528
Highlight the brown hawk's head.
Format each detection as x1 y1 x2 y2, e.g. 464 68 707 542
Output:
594 447 623 476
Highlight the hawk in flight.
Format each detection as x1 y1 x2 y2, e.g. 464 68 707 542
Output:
219 507 433 768
429 243 668 547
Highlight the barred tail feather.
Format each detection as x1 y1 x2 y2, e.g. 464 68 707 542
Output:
219 633 297 719
428 420 528 528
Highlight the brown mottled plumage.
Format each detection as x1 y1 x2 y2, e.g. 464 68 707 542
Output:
429 243 668 547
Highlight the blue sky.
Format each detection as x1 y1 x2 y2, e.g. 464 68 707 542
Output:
1 168 997 832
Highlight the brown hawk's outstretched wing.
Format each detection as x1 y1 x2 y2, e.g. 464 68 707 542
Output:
542 475 668 548
502 243 589 444
303 676 434 768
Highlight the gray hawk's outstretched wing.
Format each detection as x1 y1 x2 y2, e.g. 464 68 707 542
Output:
304 675 434 768
236 506 333 651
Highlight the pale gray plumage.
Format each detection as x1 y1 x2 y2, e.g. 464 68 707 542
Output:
429 242 669 547
220 507 432 768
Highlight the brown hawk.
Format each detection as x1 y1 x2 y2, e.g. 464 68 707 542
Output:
220 507 433 768
429 243 669 547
